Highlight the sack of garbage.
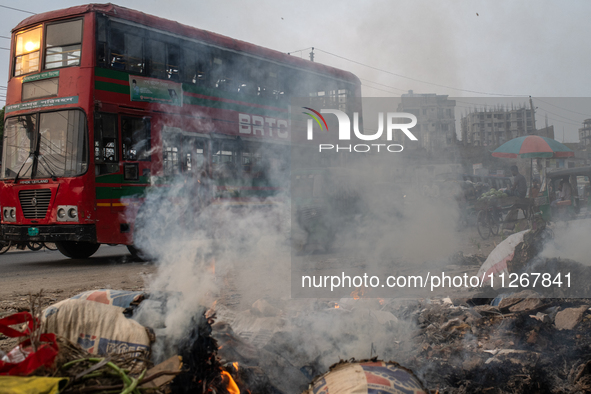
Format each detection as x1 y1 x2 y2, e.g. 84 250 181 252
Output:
302 360 428 394
42 297 151 356
69 289 146 308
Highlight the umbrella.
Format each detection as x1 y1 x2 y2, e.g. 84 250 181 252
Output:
492 135 574 159
492 135 574 186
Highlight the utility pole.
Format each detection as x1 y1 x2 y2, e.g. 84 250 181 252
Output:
529 96 536 135
309 47 314 62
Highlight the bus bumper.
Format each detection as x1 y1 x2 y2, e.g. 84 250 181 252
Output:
1 224 97 243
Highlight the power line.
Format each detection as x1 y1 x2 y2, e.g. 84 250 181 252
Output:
287 47 312 55
315 48 528 97
0 36 10 40
533 97 591 118
359 77 584 131
361 83 403 95
0 5 36 15
536 107 585 127
359 78 408 93
0 47 10 51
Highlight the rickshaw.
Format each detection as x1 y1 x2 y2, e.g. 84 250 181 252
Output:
538 166 591 222
474 194 536 239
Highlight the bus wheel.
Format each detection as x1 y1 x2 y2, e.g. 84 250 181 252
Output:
55 241 100 259
27 242 44 251
0 241 11 255
127 245 150 261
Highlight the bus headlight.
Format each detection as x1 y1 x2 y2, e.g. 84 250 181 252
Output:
57 205 78 222
67 207 78 219
3 207 16 222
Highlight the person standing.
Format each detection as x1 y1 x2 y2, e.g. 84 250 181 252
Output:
509 165 527 198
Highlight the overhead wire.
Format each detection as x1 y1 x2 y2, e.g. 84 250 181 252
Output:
533 97 591 118
315 48 529 97
287 47 312 55
0 5 36 15
357 74 586 127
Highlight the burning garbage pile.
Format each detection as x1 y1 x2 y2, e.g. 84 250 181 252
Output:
3 217 591 393
0 290 243 394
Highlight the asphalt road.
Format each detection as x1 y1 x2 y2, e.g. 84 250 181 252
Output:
0 245 156 299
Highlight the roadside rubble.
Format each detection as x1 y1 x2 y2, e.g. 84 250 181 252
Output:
391 294 591 393
1 222 591 393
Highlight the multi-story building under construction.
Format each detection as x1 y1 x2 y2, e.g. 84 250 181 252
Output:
461 105 535 147
396 90 457 152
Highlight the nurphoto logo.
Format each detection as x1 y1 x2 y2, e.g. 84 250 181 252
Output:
303 108 418 153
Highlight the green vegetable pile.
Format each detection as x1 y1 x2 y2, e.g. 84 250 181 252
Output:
477 188 508 202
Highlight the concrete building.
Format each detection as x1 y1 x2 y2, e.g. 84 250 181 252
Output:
537 125 555 140
396 90 456 151
460 105 535 147
579 119 591 148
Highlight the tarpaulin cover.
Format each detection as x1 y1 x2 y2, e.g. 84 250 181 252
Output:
0 376 68 394
477 229 529 284
303 361 428 394
0 312 59 376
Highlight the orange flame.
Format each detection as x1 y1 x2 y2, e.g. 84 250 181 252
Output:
221 370 240 394
351 287 366 300
233 361 239 370
209 257 216 276
334 303 340 309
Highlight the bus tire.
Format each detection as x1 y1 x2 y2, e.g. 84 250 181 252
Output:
0 241 11 255
127 245 150 261
44 242 58 251
55 241 100 259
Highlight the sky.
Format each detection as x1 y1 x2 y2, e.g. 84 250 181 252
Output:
1 0 590 142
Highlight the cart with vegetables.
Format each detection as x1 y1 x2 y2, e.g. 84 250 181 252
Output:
474 189 535 239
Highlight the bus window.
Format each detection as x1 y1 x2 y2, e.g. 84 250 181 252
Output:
14 26 42 76
122 117 151 161
94 113 118 175
182 47 210 85
38 110 88 177
167 44 180 81
149 41 166 79
242 146 262 174
110 23 144 73
96 14 107 67
212 56 238 92
163 133 181 176
2 115 37 178
212 141 238 179
182 137 206 174
45 19 83 70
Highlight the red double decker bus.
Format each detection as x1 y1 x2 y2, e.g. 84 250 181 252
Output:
0 4 361 259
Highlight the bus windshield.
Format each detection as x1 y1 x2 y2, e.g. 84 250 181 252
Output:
2 110 88 179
